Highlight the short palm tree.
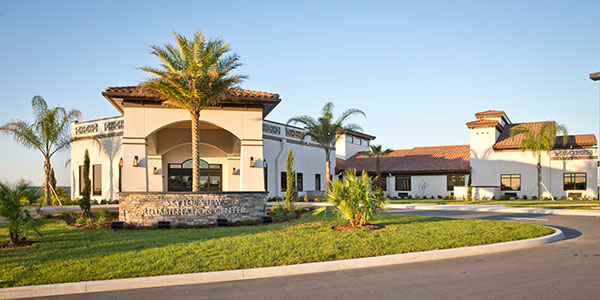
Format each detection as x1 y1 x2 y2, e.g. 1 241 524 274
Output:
287 102 365 189
510 122 567 200
1 96 81 205
139 30 246 191
0 179 41 244
366 144 393 191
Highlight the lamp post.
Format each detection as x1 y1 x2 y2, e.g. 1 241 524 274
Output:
590 72 600 198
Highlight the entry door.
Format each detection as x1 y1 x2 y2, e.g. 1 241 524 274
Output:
167 159 222 192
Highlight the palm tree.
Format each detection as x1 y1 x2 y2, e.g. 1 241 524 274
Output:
510 122 567 200
366 144 393 190
139 30 246 192
287 102 365 189
1 96 81 205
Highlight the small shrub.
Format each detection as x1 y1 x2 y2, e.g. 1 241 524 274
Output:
481 196 488 201
437 195 443 199
287 209 296 218
108 211 118 217
443 195 449 200
85 218 94 227
175 222 187 229
75 217 85 225
58 211 72 220
275 209 285 221
149 223 159 230
407 195 413 199
96 210 107 219
582 195 590 201
531 196 538 200
560 195 567 200
194 223 206 229
295 206 305 214
243 219 255 226
500 194 511 200
125 223 136 230
100 199 108 205
522 195 528 200
448 194 456 200
42 212 53 219
96 216 106 227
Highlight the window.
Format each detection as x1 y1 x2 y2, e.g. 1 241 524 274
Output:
564 173 586 190
365 140 370 147
79 165 84 195
395 176 411 191
447 175 465 191
92 165 102 196
296 173 303 191
346 135 353 143
281 172 287 192
501 174 521 191
315 174 321 191
118 165 122 193
355 137 361 145
380 176 387 191
263 161 268 192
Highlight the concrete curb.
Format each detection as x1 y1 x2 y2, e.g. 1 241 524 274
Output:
384 203 600 217
0 227 563 299
268 202 600 217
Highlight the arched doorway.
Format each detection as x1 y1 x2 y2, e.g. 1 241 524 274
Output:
167 159 223 192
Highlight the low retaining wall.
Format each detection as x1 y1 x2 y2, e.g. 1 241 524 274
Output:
119 192 267 226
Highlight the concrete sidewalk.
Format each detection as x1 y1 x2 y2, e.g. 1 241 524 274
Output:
270 202 600 217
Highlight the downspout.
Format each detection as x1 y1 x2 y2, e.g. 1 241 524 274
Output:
275 139 287 198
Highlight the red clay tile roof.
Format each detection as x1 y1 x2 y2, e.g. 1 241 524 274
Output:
493 121 597 150
475 110 505 119
466 119 500 129
336 145 470 174
103 85 280 102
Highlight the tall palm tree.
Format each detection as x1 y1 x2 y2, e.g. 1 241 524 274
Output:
139 30 246 192
1 96 81 205
510 121 567 200
287 102 365 189
366 144 393 190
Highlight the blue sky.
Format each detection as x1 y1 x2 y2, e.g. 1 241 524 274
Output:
0 0 599 186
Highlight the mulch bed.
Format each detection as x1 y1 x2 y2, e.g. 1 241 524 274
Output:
0 240 39 249
332 224 384 231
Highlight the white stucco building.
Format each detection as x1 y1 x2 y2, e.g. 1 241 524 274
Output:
70 86 375 202
337 110 598 200
71 86 597 202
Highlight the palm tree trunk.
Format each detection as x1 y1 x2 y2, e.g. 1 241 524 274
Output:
44 156 51 206
537 153 542 200
191 113 200 192
325 150 331 190
376 156 382 190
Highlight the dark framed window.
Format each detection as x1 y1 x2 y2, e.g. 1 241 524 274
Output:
296 173 303 191
381 176 387 191
501 174 521 191
167 159 221 191
92 165 102 196
395 176 411 191
564 173 586 190
315 174 321 191
79 165 83 195
447 175 465 191
281 172 287 192
346 136 353 143
263 161 268 192
118 165 122 193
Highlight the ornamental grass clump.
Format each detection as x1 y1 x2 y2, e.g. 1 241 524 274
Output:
0 180 42 244
317 169 386 227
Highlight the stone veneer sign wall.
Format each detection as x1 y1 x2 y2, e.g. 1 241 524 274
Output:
119 192 267 226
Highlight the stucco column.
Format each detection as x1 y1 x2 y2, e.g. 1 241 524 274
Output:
122 137 148 192
240 139 265 191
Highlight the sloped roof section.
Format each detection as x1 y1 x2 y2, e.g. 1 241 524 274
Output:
494 121 597 150
466 119 500 129
103 85 280 101
336 145 470 174
475 110 505 119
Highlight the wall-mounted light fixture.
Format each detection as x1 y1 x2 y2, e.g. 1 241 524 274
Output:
133 156 139 167
153 167 158 175
119 158 123 167
232 167 237 175
250 156 255 167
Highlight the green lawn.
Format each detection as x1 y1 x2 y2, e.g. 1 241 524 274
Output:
0 213 553 288
506 205 600 210
387 199 600 206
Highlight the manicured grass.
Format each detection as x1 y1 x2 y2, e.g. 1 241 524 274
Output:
0 213 553 288
506 205 600 210
388 199 599 206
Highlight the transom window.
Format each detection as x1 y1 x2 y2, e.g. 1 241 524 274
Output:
501 174 521 191
447 175 465 191
564 173 586 190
